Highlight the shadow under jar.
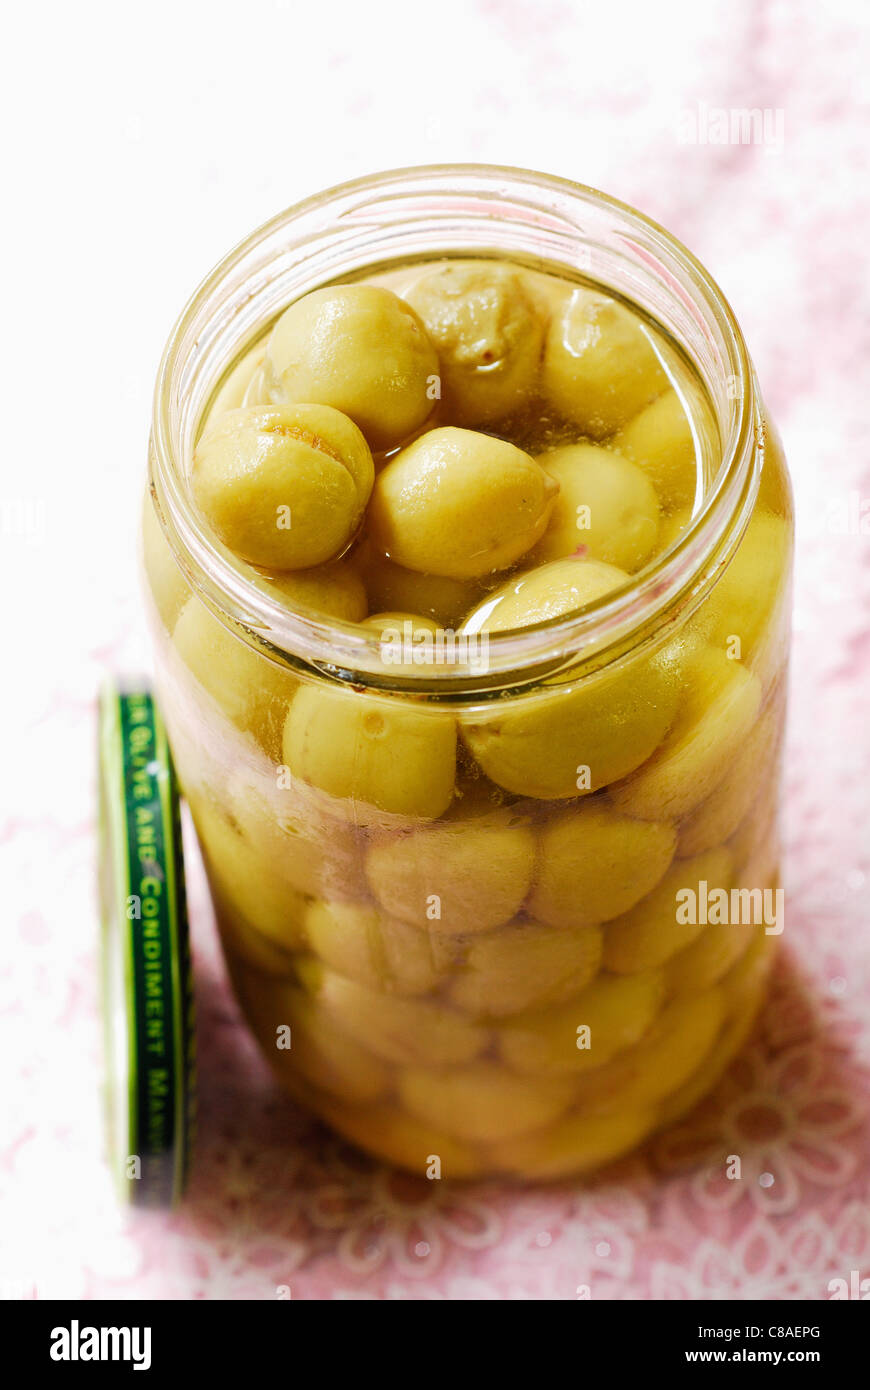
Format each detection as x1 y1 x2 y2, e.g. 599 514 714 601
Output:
143 166 793 1181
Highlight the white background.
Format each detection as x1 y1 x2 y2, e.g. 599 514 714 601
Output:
2 0 869 1298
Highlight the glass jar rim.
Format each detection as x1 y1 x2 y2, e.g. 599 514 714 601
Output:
150 163 761 699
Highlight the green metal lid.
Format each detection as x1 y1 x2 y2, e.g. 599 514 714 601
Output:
98 681 195 1207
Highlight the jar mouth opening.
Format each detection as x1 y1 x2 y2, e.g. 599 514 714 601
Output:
150 163 759 698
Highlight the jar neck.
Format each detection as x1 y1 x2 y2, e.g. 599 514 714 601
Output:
149 164 761 699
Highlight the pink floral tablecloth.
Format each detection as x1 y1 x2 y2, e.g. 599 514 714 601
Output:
3 0 869 1300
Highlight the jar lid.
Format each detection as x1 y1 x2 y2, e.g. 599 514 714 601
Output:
97 681 195 1207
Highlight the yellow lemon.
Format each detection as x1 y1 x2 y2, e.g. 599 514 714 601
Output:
188 790 309 954
542 287 668 439
570 988 726 1113
603 846 733 973
461 561 681 799
357 545 483 627
677 685 785 856
298 960 487 1068
192 403 374 570
232 967 391 1106
283 682 456 822
368 427 558 579
499 968 666 1077
614 386 714 510
530 443 660 571
404 261 545 427
530 802 676 929
172 595 298 757
304 898 453 995
257 559 368 621
485 1106 655 1179
609 646 762 821
397 1061 575 1145
319 1098 484 1178
264 284 438 451
449 919 603 1018
365 810 536 933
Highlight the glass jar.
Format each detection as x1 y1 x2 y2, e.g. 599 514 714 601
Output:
143 166 792 1181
